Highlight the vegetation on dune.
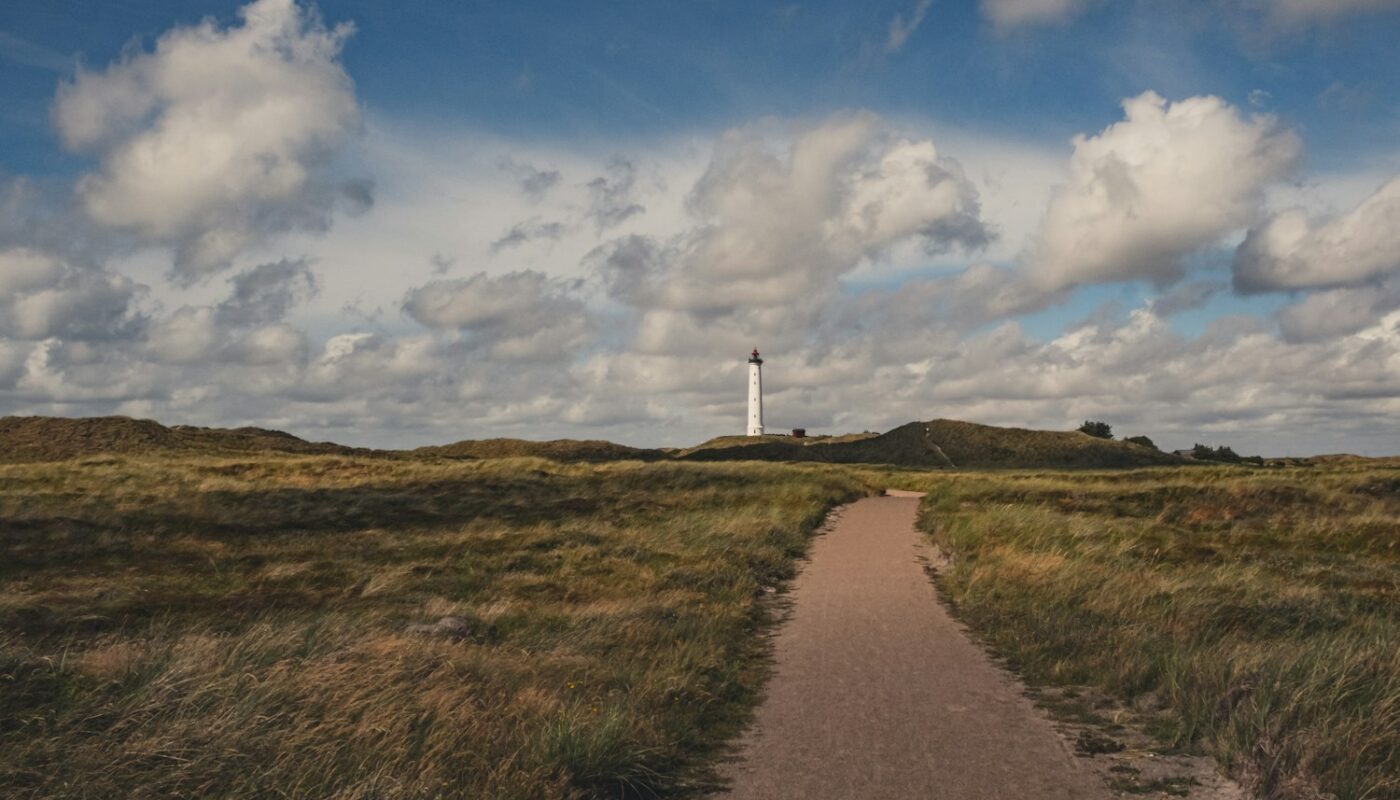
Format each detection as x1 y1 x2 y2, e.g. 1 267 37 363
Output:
909 464 1400 800
0 454 873 799
0 416 369 463
1190 443 1266 465
913 419 1181 468
677 431 879 455
1077 420 1114 439
6 414 1398 800
415 438 668 463
681 419 1181 468
3 414 1186 470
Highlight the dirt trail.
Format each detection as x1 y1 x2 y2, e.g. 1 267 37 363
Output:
717 490 1109 799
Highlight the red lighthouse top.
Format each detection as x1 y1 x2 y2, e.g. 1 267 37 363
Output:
749 348 763 364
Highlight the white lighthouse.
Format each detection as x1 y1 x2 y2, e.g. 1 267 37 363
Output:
747 348 764 436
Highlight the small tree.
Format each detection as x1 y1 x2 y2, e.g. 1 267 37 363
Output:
1191 443 1245 463
1125 435 1156 449
1213 445 1241 463
1078 420 1113 439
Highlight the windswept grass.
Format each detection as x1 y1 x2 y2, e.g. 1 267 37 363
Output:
911 464 1400 800
0 454 872 799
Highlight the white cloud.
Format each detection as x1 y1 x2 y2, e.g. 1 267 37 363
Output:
1027 91 1300 290
886 0 934 53
53 0 364 281
5 75 1399 456
217 259 318 326
981 0 1092 29
490 219 568 255
1263 0 1400 24
229 323 309 365
498 158 562 201
1233 175 1400 291
0 248 145 341
1276 279 1400 342
597 112 989 343
144 307 222 364
585 157 648 232
978 0 1400 31
402 271 594 361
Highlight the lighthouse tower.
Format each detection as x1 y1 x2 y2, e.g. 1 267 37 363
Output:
747 348 764 436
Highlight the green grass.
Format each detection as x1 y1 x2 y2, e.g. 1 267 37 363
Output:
0 454 874 799
907 464 1400 800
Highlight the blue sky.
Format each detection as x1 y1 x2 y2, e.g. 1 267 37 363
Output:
0 0 1397 453
5 1 1398 171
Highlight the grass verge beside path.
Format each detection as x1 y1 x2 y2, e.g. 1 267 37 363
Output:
910 465 1400 800
0 455 873 799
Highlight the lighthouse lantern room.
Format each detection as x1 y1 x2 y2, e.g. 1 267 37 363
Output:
747 348 764 436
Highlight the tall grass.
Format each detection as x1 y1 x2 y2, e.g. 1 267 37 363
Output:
909 465 1400 800
0 455 873 799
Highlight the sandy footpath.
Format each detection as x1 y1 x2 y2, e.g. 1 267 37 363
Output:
716 490 1110 799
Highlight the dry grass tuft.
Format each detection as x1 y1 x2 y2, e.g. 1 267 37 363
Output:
0 453 874 799
905 464 1400 800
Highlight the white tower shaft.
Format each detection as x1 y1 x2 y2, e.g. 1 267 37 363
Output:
747 349 764 436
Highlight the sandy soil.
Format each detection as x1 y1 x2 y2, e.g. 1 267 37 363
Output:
715 490 1111 799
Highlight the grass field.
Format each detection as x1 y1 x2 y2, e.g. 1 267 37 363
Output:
0 454 873 799
4 444 1398 800
911 463 1400 800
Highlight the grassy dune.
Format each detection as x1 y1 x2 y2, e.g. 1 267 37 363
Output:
911 464 1400 800
679 419 1182 468
0 455 872 799
5 441 1397 800
414 438 668 463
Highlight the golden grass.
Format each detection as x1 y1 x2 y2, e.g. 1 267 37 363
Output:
0 454 875 799
903 464 1400 800
7 446 1396 799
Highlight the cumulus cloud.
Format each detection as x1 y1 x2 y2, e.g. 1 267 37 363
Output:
561 295 1400 455
489 219 568 255
217 259 318 326
299 333 440 400
401 271 594 361
6 80 1397 455
143 307 223 364
1027 91 1300 290
429 253 458 274
0 249 145 341
142 260 316 364
585 158 646 231
499 158 562 201
1276 278 1400 343
0 171 132 266
593 112 989 344
981 0 1092 28
53 0 365 281
1233 175 1400 292
833 263 1058 343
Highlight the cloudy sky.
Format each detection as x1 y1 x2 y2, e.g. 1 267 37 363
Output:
1 0 1398 454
